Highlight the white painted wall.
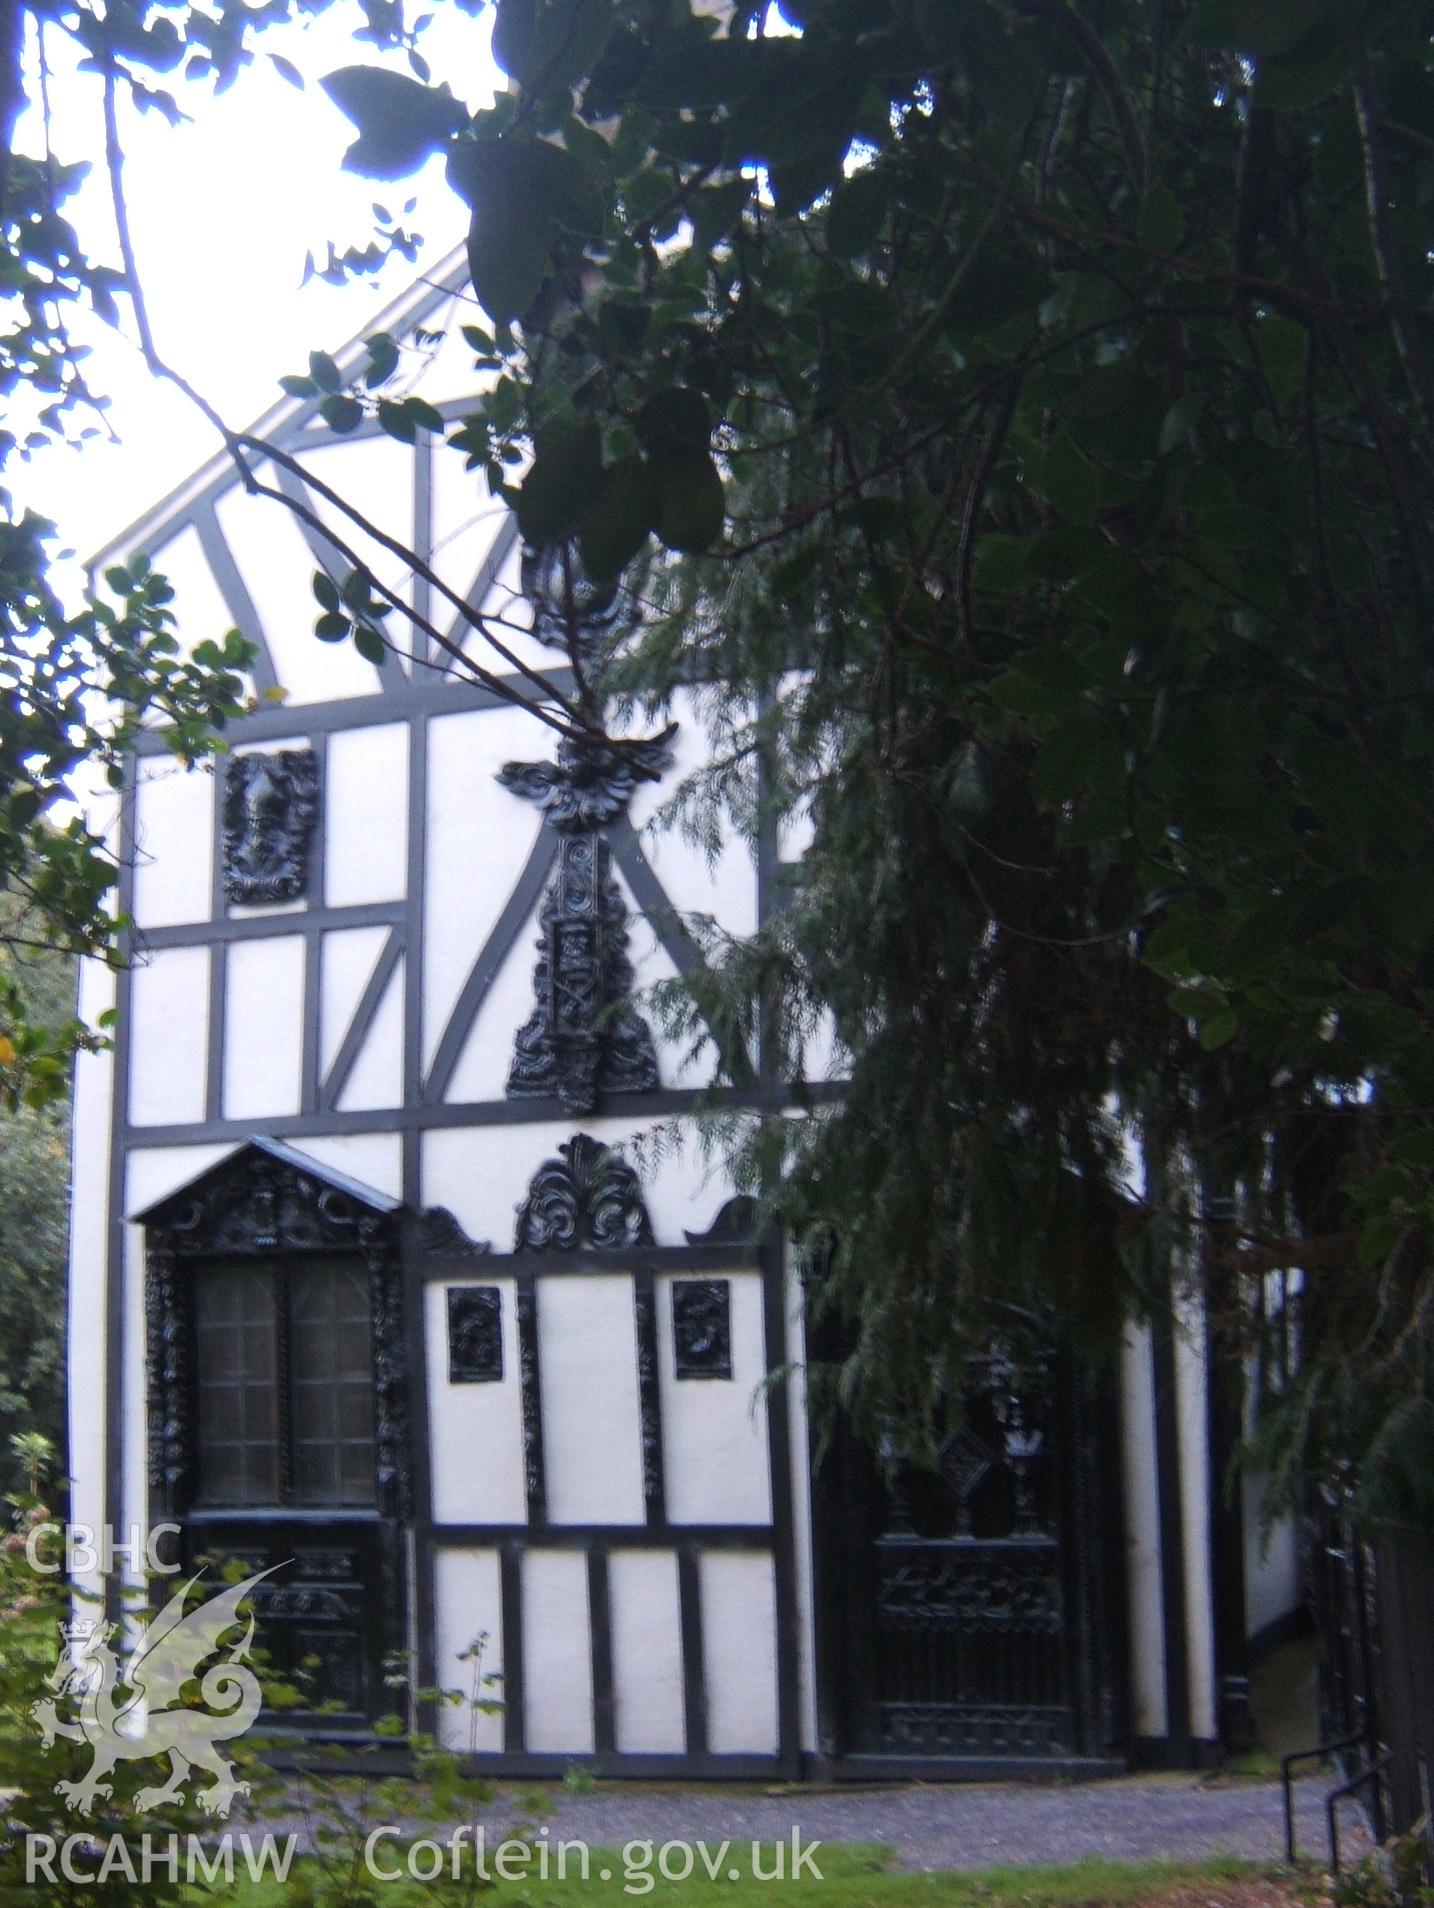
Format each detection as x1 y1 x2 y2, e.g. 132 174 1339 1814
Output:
538 1275 645 1527
222 935 305 1118
67 959 117 1597
324 722 409 905
1173 1288 1217 1742
127 947 209 1127
132 761 214 928
522 1548 594 1753
609 1549 685 1753
426 1277 526 1526
658 1272 770 1527
434 1548 505 1752
699 1550 779 1754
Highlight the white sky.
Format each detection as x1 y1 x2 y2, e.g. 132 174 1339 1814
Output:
18 5 495 576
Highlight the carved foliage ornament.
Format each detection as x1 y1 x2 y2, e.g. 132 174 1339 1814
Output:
672 1279 733 1380
447 1286 503 1384
514 1133 654 1253
222 748 319 904
520 539 643 663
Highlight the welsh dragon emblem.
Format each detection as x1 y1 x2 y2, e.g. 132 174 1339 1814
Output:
30 1568 275 1817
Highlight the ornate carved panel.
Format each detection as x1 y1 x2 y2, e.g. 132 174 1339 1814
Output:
222 748 319 904
498 730 673 1115
673 1278 733 1380
514 1133 654 1253
447 1285 503 1383
878 1702 1075 1757
683 1195 759 1247
140 1141 408 1520
878 1545 1064 1633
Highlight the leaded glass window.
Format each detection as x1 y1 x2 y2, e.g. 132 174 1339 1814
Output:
193 1257 376 1509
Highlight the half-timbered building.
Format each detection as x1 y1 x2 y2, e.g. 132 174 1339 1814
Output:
68 260 1305 1780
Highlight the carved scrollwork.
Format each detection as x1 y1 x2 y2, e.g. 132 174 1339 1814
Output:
222 748 319 904
514 1133 655 1253
447 1285 504 1384
878 1549 1064 1633
418 1207 493 1257
520 540 644 662
672 1279 733 1380
505 831 660 1114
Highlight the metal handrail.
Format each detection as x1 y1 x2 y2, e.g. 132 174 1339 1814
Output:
1282 1732 1367 1863
1327 1753 1392 1876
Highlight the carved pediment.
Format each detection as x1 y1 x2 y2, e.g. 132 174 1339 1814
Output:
514 1133 654 1253
134 1137 399 1256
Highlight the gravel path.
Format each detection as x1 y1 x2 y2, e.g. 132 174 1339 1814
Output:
471 1774 1367 1872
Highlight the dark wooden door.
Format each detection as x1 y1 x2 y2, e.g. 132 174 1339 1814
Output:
180 1255 402 1734
814 1323 1126 1771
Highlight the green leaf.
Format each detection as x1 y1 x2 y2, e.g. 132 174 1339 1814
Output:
308 350 342 394
377 398 417 443
353 624 388 667
826 168 890 259
577 455 655 580
1034 431 1098 527
449 134 594 323
311 570 341 612
651 446 725 553
1137 183 1183 252
492 0 611 92
319 393 363 433
516 421 603 545
321 67 468 178
1199 1010 1239 1050
635 387 711 455
280 374 319 399
314 611 350 642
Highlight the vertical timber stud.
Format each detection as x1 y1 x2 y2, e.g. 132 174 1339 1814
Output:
517 1276 548 1526
299 730 329 1116
678 1541 708 1757
633 1271 666 1526
1203 1188 1253 1752
588 1546 616 1756
500 1538 526 1754
402 1210 438 1737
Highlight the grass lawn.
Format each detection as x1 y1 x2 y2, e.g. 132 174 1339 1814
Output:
223 1841 1303 1908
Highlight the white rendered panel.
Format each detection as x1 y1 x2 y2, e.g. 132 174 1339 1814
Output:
659 1271 771 1527
538 1275 644 1527
423 1117 737 1251
214 475 380 703
434 1549 504 1752
619 882 719 1090
424 708 545 1070
448 520 557 683
444 888 542 1104
128 947 209 1126
523 1549 594 1753
1120 1322 1168 1738
324 722 409 905
700 1550 779 1754
609 1550 684 1753
131 761 214 928
625 688 758 938
336 956 403 1112
296 1132 403 1201
67 960 116 1592
1174 1289 1216 1742
1244 1491 1302 1638
426 1278 525 1526
223 935 305 1119
149 523 253 687
320 927 390 1076
300 440 417 640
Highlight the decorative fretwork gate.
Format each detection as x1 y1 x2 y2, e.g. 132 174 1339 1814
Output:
813 1318 1125 1773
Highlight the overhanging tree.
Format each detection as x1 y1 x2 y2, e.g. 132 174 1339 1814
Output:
301 0 1434 1517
